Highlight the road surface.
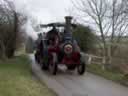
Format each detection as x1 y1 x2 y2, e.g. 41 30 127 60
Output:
29 55 128 96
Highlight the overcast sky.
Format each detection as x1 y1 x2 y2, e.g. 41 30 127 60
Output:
14 0 73 23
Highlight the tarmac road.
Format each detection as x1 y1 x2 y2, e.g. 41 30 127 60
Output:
29 54 128 96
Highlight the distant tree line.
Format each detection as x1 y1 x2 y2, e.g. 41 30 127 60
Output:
73 24 97 52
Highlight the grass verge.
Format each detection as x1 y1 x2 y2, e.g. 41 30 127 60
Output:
87 64 128 87
0 55 56 96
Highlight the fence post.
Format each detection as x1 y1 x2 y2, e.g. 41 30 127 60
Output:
88 55 92 64
102 57 105 70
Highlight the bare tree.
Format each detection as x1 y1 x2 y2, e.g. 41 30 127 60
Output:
0 0 27 59
101 0 128 65
72 0 110 67
0 1 11 59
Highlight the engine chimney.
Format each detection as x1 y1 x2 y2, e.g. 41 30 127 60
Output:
65 16 72 34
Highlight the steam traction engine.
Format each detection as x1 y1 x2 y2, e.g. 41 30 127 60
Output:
35 16 86 75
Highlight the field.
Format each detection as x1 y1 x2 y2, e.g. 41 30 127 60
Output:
0 55 56 96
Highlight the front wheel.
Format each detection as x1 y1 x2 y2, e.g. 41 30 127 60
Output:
77 63 86 75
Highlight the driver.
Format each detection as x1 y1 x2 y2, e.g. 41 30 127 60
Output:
46 26 60 53
46 26 59 46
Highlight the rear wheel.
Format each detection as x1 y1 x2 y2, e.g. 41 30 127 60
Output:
77 63 86 75
34 52 40 64
41 57 48 70
41 63 48 70
49 53 58 75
